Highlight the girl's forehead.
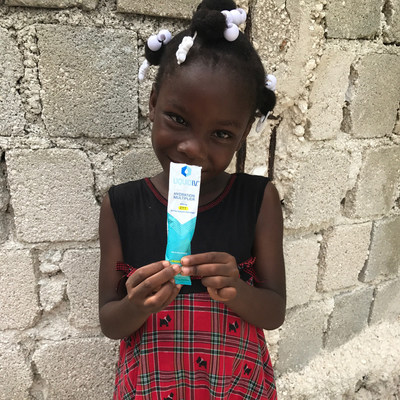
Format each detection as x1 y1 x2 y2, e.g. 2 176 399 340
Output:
158 62 253 122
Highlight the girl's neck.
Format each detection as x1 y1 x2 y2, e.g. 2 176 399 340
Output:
150 171 232 207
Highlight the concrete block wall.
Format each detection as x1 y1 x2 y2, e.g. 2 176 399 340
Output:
0 1 399 399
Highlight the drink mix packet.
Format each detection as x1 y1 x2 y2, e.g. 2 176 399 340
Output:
165 162 202 285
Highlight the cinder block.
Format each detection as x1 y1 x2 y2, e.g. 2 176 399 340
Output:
285 149 350 230
370 278 400 324
33 338 117 399
325 0 381 39
117 0 200 18
5 0 98 10
7 149 99 243
37 25 137 138
119 0 250 19
275 301 329 372
307 48 355 140
0 249 39 329
114 147 161 185
344 146 400 218
284 235 319 308
361 216 400 282
0 28 24 136
320 223 372 292
60 249 100 328
251 0 321 99
344 54 400 138
384 0 400 43
0 343 32 400
325 287 374 350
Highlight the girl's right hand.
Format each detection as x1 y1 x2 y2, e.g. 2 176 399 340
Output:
125 261 182 315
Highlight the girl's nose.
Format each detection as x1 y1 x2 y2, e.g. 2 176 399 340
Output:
176 137 207 163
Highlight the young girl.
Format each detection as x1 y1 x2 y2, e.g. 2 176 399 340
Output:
99 0 286 398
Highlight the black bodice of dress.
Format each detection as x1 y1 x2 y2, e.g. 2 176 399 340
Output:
109 173 269 293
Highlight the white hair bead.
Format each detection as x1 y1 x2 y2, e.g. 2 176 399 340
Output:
237 8 247 24
176 35 195 64
147 35 162 51
230 9 242 25
224 23 239 42
221 10 233 25
266 74 277 91
158 29 172 44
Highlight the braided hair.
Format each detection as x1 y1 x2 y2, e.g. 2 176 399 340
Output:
144 0 276 118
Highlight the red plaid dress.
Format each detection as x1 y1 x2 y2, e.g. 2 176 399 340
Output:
109 174 277 399
114 260 276 400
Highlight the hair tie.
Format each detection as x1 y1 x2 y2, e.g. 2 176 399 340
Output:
256 74 277 133
138 29 172 81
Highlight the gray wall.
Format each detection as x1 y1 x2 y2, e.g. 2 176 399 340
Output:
0 0 399 398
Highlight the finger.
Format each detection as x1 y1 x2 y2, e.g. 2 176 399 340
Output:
207 286 237 302
127 261 170 287
144 281 181 311
181 263 236 278
181 252 232 267
161 284 182 309
201 276 232 289
132 264 181 297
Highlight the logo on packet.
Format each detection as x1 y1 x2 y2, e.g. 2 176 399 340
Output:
181 166 191 177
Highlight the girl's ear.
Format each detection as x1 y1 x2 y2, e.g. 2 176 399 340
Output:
149 84 158 122
236 117 255 151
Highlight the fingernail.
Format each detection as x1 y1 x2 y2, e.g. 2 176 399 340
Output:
162 260 171 268
181 266 189 276
181 257 188 265
172 264 181 273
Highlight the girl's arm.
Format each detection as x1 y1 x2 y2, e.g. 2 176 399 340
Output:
181 182 286 330
98 194 182 340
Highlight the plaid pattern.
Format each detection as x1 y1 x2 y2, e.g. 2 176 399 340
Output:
114 260 277 400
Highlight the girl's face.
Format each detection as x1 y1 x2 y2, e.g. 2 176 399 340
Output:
149 61 254 185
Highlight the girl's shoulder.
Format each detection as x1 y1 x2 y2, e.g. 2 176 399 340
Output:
235 172 270 183
206 173 271 215
232 172 271 194
109 177 147 194
108 178 160 215
108 178 149 202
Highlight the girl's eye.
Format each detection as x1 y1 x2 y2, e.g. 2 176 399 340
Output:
168 113 187 126
214 130 232 140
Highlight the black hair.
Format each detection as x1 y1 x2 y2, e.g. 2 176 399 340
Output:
145 0 276 117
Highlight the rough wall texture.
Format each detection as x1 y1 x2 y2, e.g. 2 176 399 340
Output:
0 0 399 399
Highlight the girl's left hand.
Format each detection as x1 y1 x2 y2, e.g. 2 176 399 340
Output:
180 252 240 302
